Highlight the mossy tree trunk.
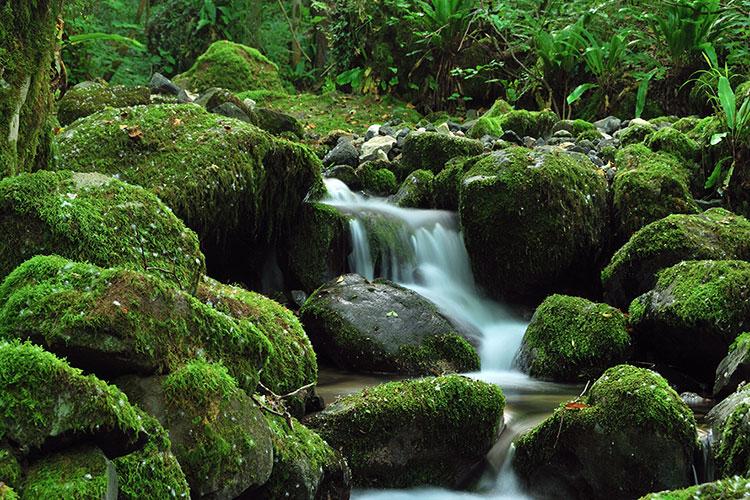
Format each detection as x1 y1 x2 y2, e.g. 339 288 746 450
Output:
0 0 63 178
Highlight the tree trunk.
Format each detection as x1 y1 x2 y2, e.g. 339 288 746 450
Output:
0 0 64 178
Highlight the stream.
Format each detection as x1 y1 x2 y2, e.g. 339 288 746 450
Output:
318 179 582 499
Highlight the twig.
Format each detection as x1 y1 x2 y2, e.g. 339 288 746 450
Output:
277 0 312 64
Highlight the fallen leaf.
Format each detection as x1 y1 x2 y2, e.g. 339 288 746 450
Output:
386 310 399 318
171 117 182 127
128 126 144 140
564 401 589 410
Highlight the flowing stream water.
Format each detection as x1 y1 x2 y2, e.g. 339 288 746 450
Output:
318 178 581 499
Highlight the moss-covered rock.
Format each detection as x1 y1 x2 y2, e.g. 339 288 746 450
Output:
483 98 513 118
356 163 398 196
459 147 608 302
612 145 699 240
714 332 750 399
513 364 697 499
0 169 204 289
433 155 481 211
393 169 435 208
300 274 479 374
174 40 285 93
284 202 350 293
56 81 150 126
55 103 322 282
707 384 750 479
400 132 483 175
0 448 20 490
496 109 558 138
256 415 351 499
515 295 631 382
629 260 750 381
618 122 656 145
0 0 63 176
467 116 503 139
0 256 269 392
196 276 317 403
641 476 750 499
306 375 504 488
20 445 112 499
645 127 700 162
118 361 274 499
0 340 147 455
602 208 750 309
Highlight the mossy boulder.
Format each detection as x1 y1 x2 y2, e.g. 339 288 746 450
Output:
400 132 483 175
356 163 398 196
459 147 608 302
196 276 317 408
513 364 697 499
433 155 481 211
19 445 113 498
483 98 513 118
0 256 269 392
641 476 750 499
602 209 750 309
284 202 350 293
645 127 700 162
467 116 503 139
714 332 750 399
56 81 150 126
0 170 204 289
117 361 274 499
256 415 351 499
707 384 750 478
305 375 505 488
618 122 656 145
300 274 479 374
629 260 750 381
55 103 322 282
174 40 285 93
393 169 435 208
612 145 699 240
496 109 558 138
514 294 631 382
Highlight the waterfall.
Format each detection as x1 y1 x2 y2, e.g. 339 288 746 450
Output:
323 178 527 375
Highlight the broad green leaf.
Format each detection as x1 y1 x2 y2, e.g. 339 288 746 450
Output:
718 76 736 129
710 132 727 145
566 83 598 105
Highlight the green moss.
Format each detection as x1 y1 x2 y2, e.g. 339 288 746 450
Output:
357 164 398 195
55 104 323 258
0 485 17 500
467 116 503 139
307 375 504 488
20 445 110 499
612 147 699 239
576 127 602 142
645 127 700 162
394 169 435 208
396 333 481 374
173 40 284 93
0 1 63 176
433 155 482 210
0 340 145 452
496 109 558 138
602 208 750 308
56 82 150 126
483 98 513 118
197 276 317 398
641 476 750 499
0 448 20 488
686 115 722 144
459 147 608 301
401 132 484 175
0 169 204 290
0 256 269 393
618 123 656 145
672 116 701 134
516 294 631 382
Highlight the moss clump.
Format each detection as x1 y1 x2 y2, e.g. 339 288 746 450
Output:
0 256 269 392
496 109 558 138
0 1 63 176
357 164 398 195
20 445 110 499
641 476 750 499
618 123 656 145
393 169 435 208
0 169 204 290
158 360 274 497
197 276 317 399
306 375 504 488
515 294 631 382
0 485 16 500
602 208 750 308
459 147 608 302
433 155 482 210
56 82 150 126
612 146 699 239
258 415 351 499
0 340 146 453
0 448 20 489
468 116 503 139
707 384 750 479
284 202 349 293
55 104 322 277
514 364 697 499
173 40 285 93
646 127 700 162
483 98 513 118
400 132 484 175
629 260 750 381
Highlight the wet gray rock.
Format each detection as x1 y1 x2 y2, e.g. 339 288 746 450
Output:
594 116 622 135
714 333 750 399
149 72 181 96
323 139 360 168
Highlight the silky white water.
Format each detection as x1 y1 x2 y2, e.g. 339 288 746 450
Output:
321 178 543 499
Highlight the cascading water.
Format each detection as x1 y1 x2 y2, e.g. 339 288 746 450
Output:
321 178 579 499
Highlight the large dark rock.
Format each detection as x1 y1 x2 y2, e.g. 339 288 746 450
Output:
400 132 483 175
323 139 359 168
513 365 697 499
715 333 750 399
707 384 750 478
57 81 151 125
305 375 504 488
300 274 479 374
629 260 750 381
